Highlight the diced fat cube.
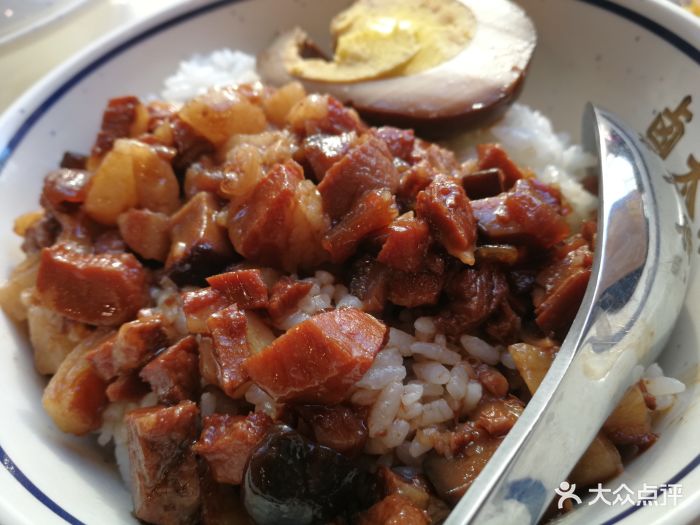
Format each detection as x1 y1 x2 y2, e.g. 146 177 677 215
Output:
126 401 200 525
193 412 273 485
377 214 430 273
166 191 234 285
244 308 387 404
267 276 313 321
416 174 477 266
322 189 398 263
118 208 171 262
473 396 524 436
207 269 269 309
36 243 148 326
318 135 399 220
140 336 200 404
182 287 231 334
42 332 112 435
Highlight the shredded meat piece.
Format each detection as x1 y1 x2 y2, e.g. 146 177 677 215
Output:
318 134 400 220
171 116 215 172
472 178 570 249
416 174 477 265
357 494 429 525
193 412 273 485
36 243 148 326
484 300 522 344
244 308 387 404
207 269 269 309
267 276 313 322
126 401 200 525
322 188 398 263
296 405 368 456
140 335 199 404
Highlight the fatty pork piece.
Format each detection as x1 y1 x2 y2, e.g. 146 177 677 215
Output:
244 308 387 404
36 242 148 326
227 160 329 272
126 401 200 525
140 335 200 404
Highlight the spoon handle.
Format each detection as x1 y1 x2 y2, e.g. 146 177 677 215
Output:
445 105 688 525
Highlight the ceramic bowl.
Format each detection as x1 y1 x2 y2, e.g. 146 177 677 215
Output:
0 1 698 523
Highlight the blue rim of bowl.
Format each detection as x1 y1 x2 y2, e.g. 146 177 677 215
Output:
0 0 698 524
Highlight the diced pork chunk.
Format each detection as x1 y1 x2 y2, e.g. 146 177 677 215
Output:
296 405 368 456
267 276 313 322
36 243 148 326
126 401 200 525
322 189 398 263
416 175 477 265
436 264 508 335
228 160 327 272
476 143 525 189
206 305 250 397
167 192 234 285
302 132 355 181
357 495 429 525
181 287 231 334
87 316 168 381
171 117 216 172
41 169 91 213
472 179 570 249
118 208 171 262
387 270 443 308
372 126 415 160
245 309 387 404
140 336 199 404
377 214 430 273
193 412 273 485
91 96 146 159
206 269 269 309
533 245 593 337
318 135 399 220
349 257 389 314
42 332 112 435
105 372 150 403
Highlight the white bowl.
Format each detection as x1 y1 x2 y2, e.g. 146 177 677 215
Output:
0 1 698 524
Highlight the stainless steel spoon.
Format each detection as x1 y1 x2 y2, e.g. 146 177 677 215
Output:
445 104 691 525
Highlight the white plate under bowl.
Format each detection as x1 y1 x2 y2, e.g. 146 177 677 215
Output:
0 1 698 524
